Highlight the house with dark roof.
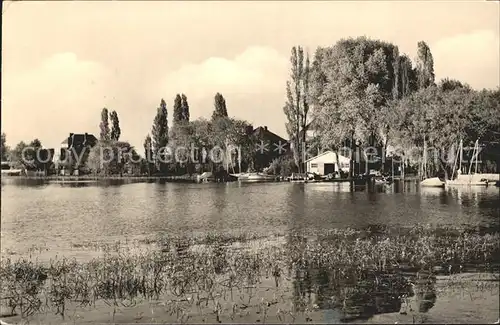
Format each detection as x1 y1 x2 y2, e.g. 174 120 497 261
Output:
62 133 97 149
57 133 98 174
252 126 291 170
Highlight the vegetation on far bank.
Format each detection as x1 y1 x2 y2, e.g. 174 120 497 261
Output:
2 38 499 181
284 40 500 179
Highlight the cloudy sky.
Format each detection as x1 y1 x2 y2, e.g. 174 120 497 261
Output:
2 1 499 150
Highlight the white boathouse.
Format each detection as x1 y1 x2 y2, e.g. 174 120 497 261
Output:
305 150 350 175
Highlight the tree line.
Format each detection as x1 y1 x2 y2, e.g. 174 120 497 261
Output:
3 36 498 179
140 92 255 176
284 37 500 178
66 92 257 176
1 92 260 176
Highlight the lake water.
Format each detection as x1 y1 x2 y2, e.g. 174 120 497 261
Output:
1 179 499 323
1 179 499 258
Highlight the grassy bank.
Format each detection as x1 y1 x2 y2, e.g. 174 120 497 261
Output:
1 227 498 323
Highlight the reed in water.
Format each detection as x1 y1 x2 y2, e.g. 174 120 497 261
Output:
1 226 498 323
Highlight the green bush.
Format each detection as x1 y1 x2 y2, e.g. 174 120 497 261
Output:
267 156 298 176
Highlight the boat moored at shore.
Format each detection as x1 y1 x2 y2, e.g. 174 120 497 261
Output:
1 162 23 176
236 172 277 182
420 177 446 188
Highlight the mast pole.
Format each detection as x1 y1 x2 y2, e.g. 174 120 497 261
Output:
475 139 479 174
468 141 476 176
451 142 460 180
391 156 394 180
423 139 427 179
238 147 242 174
459 139 463 173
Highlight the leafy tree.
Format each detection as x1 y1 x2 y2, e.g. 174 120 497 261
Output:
416 41 435 90
99 108 110 141
466 88 500 143
398 54 418 97
310 37 499 179
9 141 28 169
388 85 493 178
438 78 471 92
379 51 418 170
212 93 228 119
86 141 134 176
167 116 255 174
390 88 433 167
189 118 211 169
268 156 298 177
30 139 42 148
211 117 255 173
311 37 398 177
151 99 169 173
284 46 311 174
209 117 233 172
169 119 195 174
173 94 184 125
8 139 43 170
1 133 8 161
27 139 44 170
181 94 190 122
110 110 121 141
143 134 153 176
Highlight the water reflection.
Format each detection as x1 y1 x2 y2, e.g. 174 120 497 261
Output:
2 181 499 256
288 245 437 322
419 187 445 197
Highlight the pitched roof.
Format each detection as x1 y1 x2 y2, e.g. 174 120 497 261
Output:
61 133 98 146
305 150 335 163
253 126 288 143
305 150 351 163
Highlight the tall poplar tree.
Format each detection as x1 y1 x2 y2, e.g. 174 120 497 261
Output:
143 134 153 175
1 133 8 161
99 108 110 141
212 93 228 119
416 41 435 90
151 99 169 173
283 46 311 173
110 110 121 141
181 94 190 122
173 94 183 125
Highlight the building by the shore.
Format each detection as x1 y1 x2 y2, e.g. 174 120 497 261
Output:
55 133 98 175
305 150 351 176
252 126 290 171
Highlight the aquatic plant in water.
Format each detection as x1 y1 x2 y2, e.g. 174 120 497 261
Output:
0 226 498 323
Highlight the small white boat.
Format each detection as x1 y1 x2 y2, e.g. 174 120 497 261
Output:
197 171 214 183
445 174 489 187
374 176 390 185
238 172 276 182
1 162 23 176
420 177 445 188
288 173 316 182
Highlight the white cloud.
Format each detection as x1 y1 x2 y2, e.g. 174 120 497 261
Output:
158 46 289 101
2 52 113 149
152 46 290 135
431 30 500 89
2 47 292 149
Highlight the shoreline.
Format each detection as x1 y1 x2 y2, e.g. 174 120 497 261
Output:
1 174 421 184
